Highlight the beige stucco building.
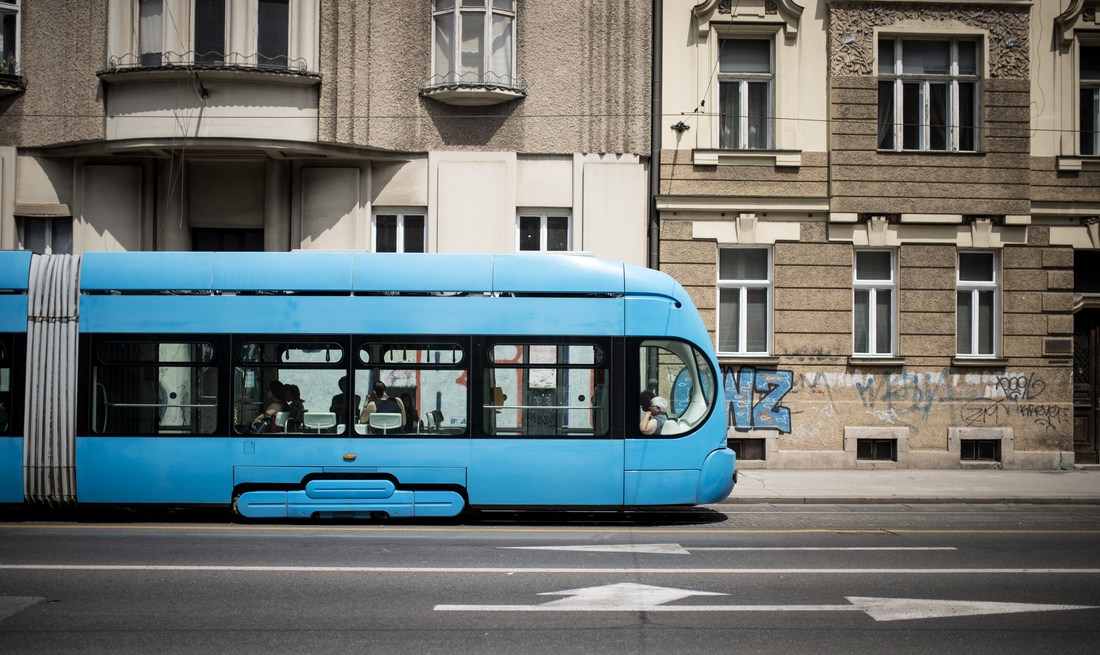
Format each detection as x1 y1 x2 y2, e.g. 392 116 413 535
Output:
658 0 1100 469
0 0 651 262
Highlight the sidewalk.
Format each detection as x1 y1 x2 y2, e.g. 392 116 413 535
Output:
721 468 1100 504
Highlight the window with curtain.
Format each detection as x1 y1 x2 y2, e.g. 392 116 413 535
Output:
957 251 999 357
138 0 163 67
717 248 771 355
878 37 980 152
257 0 289 68
432 0 516 86
853 250 896 356
1081 44 1100 156
517 212 570 252
374 211 427 253
718 38 773 150
194 0 226 65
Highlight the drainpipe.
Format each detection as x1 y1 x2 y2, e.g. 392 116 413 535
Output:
649 0 663 271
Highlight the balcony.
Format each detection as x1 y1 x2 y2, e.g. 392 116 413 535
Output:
0 57 25 96
97 51 322 143
419 71 526 107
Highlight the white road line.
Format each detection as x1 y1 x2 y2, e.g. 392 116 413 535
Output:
434 604 863 612
2 565 1098 574
689 547 958 551
501 545 958 554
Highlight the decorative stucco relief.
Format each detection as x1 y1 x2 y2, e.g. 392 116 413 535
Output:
829 3 1030 79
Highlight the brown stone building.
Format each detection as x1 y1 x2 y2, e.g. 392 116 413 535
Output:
658 0 1099 468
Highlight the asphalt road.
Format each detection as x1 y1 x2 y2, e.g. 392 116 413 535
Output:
2 505 1099 654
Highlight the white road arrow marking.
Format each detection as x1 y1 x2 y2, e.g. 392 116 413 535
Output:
538 582 725 608
846 596 1098 622
434 583 1099 621
0 596 44 622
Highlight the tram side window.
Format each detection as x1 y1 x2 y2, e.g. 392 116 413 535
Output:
484 342 609 438
354 343 467 435
0 339 12 435
234 342 346 435
91 341 218 435
638 339 716 436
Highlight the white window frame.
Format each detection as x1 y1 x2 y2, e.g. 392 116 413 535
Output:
1080 42 1100 156
0 0 21 76
956 250 1000 358
878 36 981 153
853 249 897 357
431 0 516 86
126 0 300 70
373 210 427 253
717 37 774 150
716 247 772 357
516 211 571 252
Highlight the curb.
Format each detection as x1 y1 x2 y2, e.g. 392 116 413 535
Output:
717 496 1100 505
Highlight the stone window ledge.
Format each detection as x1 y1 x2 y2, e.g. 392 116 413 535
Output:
693 149 802 168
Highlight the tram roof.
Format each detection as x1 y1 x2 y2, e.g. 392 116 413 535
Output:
0 250 33 290
78 251 681 299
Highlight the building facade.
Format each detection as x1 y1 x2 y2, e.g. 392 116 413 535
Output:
2 1 1099 470
0 0 652 262
659 0 1099 468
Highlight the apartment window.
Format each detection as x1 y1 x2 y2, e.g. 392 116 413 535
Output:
19 217 72 255
517 213 570 252
0 0 19 77
718 38 773 150
878 37 980 152
853 250 896 356
194 0 226 65
138 0 163 67
1082 45 1100 156
375 212 426 253
257 0 289 68
432 0 516 86
717 248 771 355
957 251 999 357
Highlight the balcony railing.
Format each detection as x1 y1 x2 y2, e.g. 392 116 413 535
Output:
419 70 527 106
100 51 318 77
0 55 25 94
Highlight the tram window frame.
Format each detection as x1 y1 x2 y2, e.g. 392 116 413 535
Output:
481 337 612 439
86 335 222 437
353 336 471 437
632 337 718 438
232 336 350 436
0 334 23 436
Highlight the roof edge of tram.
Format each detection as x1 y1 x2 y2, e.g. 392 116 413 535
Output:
73 251 685 303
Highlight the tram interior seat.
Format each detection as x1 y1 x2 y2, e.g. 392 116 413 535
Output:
303 412 337 433
368 412 403 434
424 409 444 431
274 411 290 431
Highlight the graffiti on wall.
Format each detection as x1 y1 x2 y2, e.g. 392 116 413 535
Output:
721 366 1070 434
723 367 794 433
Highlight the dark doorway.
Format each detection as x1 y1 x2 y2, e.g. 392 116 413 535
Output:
1073 250 1100 464
192 228 264 252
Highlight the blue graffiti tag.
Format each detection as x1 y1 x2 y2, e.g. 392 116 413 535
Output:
723 367 793 433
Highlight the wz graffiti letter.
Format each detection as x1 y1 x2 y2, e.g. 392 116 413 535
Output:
723 366 793 433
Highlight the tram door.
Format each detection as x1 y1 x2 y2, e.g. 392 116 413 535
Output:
1074 312 1099 464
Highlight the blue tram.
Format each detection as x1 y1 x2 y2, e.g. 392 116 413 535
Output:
1 251 735 518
